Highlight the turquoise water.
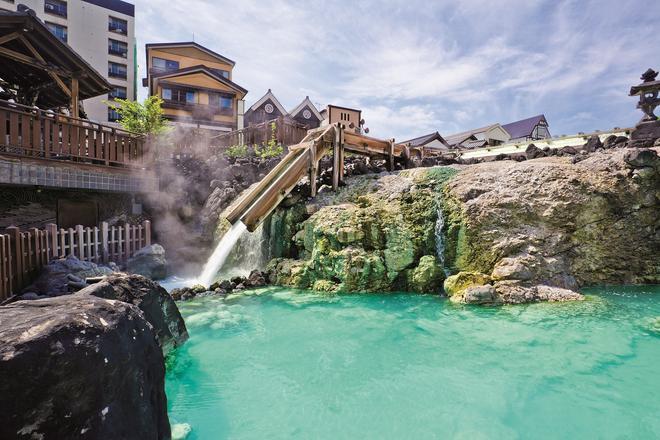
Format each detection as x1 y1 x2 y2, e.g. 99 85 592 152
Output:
166 286 660 439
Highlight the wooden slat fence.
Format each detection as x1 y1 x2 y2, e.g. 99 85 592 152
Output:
172 116 309 156
0 220 151 301
0 99 146 167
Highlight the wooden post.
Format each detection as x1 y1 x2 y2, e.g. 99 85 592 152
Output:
101 222 109 263
6 226 22 287
124 223 130 261
86 228 92 262
143 220 151 247
388 139 395 171
309 142 318 197
332 125 340 191
71 77 79 119
338 128 345 184
76 225 84 260
30 228 40 269
46 223 58 260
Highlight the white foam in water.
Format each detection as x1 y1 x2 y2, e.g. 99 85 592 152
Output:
171 423 192 439
198 221 248 287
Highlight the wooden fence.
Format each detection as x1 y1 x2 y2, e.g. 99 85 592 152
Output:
0 220 151 301
0 99 146 167
172 116 309 156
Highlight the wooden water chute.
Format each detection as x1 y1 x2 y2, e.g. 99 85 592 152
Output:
225 123 423 232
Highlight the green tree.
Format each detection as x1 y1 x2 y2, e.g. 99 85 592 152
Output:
106 96 169 135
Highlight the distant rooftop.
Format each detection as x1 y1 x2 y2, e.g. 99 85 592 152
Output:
501 114 547 139
82 0 135 17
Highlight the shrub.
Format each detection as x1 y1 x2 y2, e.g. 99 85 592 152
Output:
225 144 249 158
254 122 283 159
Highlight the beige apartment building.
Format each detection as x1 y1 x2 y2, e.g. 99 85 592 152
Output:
0 0 136 124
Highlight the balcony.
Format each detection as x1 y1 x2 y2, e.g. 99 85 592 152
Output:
0 99 146 168
161 101 234 119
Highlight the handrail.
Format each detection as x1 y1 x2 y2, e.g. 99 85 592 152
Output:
0 99 144 138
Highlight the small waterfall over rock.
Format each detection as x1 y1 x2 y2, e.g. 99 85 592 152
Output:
435 206 450 276
221 222 268 279
198 221 247 287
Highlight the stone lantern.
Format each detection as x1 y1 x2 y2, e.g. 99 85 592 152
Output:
629 68 660 145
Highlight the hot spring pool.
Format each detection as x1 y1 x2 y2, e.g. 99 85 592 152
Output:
165 286 660 439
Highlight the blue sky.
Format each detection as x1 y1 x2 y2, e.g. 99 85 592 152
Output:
134 0 660 140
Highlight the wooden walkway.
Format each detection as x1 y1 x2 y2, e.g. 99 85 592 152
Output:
226 124 420 231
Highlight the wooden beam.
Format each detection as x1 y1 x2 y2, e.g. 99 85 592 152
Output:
309 142 317 197
17 35 72 98
0 46 71 79
388 139 395 171
71 77 79 118
332 124 340 191
0 32 21 46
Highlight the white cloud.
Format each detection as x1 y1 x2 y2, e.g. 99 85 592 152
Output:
132 0 660 138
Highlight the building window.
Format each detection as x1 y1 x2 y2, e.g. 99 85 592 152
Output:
211 68 230 79
108 62 127 79
152 57 179 73
209 93 233 111
108 108 121 122
162 87 195 104
108 16 127 34
108 39 128 58
44 0 67 18
340 112 350 121
108 85 127 100
45 22 67 43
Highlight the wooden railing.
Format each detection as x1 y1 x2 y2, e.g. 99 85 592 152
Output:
172 116 309 156
0 220 151 300
0 99 146 167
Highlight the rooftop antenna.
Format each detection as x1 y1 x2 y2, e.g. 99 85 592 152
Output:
192 32 195 42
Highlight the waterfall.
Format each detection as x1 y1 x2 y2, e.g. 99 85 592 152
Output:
220 222 268 279
435 206 450 276
197 221 247 287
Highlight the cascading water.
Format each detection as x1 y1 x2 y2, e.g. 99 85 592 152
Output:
218 222 268 279
434 205 450 276
198 221 248 287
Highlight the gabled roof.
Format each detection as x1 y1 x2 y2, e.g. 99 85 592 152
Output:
289 96 322 120
0 9 110 109
145 42 235 66
402 131 449 148
461 139 489 149
445 123 509 146
501 114 547 139
152 65 247 95
246 89 288 115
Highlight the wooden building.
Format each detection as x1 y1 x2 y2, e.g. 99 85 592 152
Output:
244 89 288 126
501 114 551 143
144 42 247 132
445 123 511 149
288 96 322 129
320 105 363 133
401 131 450 150
0 9 153 230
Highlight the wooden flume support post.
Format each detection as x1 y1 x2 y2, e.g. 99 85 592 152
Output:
388 139 395 171
333 124 341 191
338 125 345 184
309 141 318 197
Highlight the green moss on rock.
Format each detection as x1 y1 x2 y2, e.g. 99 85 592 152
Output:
443 271 492 297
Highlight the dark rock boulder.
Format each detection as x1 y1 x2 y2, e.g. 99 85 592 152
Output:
583 135 603 152
624 148 659 169
525 144 545 160
23 255 114 297
558 145 578 155
0 294 170 439
125 244 168 280
79 274 188 354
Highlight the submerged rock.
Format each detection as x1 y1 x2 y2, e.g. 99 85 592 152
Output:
78 274 188 354
0 294 170 439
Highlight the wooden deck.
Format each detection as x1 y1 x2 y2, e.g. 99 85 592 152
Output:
225 124 422 231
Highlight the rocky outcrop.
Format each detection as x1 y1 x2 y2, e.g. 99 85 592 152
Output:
265 147 658 303
79 274 188 354
266 168 458 293
0 294 170 439
20 255 115 298
442 148 660 300
125 244 168 280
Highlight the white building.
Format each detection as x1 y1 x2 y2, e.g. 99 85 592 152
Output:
0 0 136 124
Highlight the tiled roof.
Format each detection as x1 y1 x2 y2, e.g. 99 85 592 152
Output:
501 115 546 139
401 131 449 148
